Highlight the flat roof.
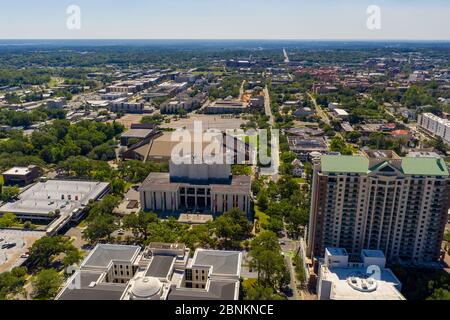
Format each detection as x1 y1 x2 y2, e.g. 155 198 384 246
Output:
362 250 386 259
322 266 404 300
192 250 241 277
145 256 176 279
321 155 449 176
121 129 153 139
178 214 214 224
58 271 127 300
141 173 251 195
168 280 238 300
402 157 449 176
326 247 348 256
0 180 110 216
321 155 369 174
334 108 349 116
2 166 37 176
82 244 141 269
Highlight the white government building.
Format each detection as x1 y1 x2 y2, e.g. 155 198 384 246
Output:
139 156 252 218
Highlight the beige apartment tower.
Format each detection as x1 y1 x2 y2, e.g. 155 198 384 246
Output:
307 151 450 264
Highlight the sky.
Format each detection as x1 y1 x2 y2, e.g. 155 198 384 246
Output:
1 0 450 40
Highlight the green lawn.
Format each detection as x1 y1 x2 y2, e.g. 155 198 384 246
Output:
242 278 258 289
255 205 269 232
292 178 307 184
0 175 3 185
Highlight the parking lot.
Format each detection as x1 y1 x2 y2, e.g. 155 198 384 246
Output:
0 229 45 273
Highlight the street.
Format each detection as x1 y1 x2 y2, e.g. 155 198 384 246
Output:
261 86 280 181
308 92 330 125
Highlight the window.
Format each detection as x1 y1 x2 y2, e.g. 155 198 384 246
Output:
185 269 193 281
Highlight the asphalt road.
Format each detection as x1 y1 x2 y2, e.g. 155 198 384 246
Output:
308 92 331 125
262 86 280 181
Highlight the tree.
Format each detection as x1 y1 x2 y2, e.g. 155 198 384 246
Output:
28 236 79 269
111 178 126 195
83 214 117 244
244 284 285 300
181 224 217 250
0 186 20 202
427 288 450 300
346 131 361 143
265 216 284 235
146 218 189 244
32 269 63 300
249 231 288 290
118 160 168 183
212 208 252 247
123 211 158 242
86 195 121 219
277 176 299 199
0 212 18 228
293 254 306 285
330 136 352 155
256 190 269 211
0 267 27 300
177 108 188 118
62 249 83 269
444 232 450 243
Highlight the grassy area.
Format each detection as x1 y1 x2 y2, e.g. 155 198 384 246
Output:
124 182 134 192
292 178 307 184
242 278 258 289
0 175 3 185
231 165 252 176
255 205 269 232
48 77 63 88
77 220 88 229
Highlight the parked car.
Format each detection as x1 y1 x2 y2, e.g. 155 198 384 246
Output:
1 242 16 249
20 252 30 259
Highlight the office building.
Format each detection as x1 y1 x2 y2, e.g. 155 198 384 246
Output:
205 100 247 114
2 165 41 187
308 150 450 265
140 156 252 218
0 180 110 234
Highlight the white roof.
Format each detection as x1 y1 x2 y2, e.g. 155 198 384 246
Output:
3 167 33 176
321 266 404 300
334 108 349 116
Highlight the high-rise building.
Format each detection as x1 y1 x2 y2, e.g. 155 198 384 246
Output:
307 150 450 264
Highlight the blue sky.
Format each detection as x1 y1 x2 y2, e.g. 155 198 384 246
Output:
1 0 450 40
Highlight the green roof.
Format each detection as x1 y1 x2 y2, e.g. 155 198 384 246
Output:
321 155 369 174
321 155 449 176
401 157 449 176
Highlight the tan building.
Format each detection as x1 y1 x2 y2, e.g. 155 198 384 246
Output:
139 159 252 218
308 150 450 265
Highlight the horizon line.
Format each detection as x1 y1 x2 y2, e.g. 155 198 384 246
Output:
1 38 450 42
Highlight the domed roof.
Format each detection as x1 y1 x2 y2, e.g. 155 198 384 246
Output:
131 277 162 299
